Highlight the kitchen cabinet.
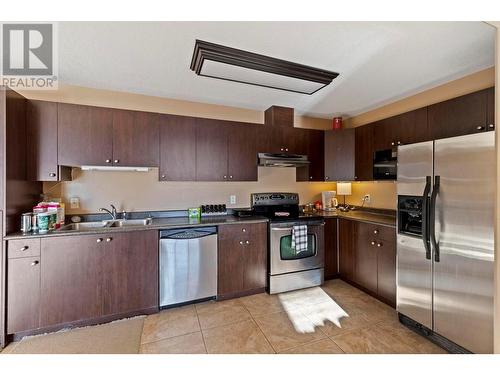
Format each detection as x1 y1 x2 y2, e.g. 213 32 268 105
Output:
26 100 70 181
261 125 308 155
324 128 355 181
377 234 396 306
227 122 258 181
296 129 324 182
102 231 158 315
7 256 41 333
324 218 338 279
264 106 294 128
353 226 378 294
112 109 160 167
354 124 374 181
486 87 495 131
428 88 491 140
58 103 114 166
218 222 267 298
338 219 355 282
159 114 197 181
373 107 428 151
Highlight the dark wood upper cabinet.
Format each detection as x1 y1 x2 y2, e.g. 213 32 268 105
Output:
40 235 103 328
159 114 197 181
58 103 113 166
486 87 495 131
324 128 355 181
26 100 59 181
195 118 229 181
428 89 489 140
102 231 158 316
354 124 374 181
227 122 258 181
7 256 41 334
264 106 294 127
112 109 159 167
218 223 267 298
297 129 324 181
324 218 338 279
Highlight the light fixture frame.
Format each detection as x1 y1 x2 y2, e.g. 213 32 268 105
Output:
190 39 339 95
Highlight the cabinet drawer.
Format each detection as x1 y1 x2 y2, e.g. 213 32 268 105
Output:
8 238 41 258
356 222 395 242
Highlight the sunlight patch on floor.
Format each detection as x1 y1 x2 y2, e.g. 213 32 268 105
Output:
278 287 348 334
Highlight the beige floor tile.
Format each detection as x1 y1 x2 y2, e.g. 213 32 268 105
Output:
202 319 274 354
321 280 366 299
141 305 200 344
140 332 206 354
239 293 285 317
330 326 394 354
280 338 344 354
196 299 252 330
254 310 326 352
0 342 18 354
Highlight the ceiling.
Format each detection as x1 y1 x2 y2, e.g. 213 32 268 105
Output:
58 22 495 119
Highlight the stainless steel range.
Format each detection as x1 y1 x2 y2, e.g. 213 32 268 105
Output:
250 193 325 294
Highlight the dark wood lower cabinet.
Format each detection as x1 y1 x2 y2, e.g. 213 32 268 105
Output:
324 218 338 279
218 223 267 298
338 219 396 306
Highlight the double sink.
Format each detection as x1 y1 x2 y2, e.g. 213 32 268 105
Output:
58 218 153 232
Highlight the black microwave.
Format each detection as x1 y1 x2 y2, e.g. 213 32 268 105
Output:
373 149 397 180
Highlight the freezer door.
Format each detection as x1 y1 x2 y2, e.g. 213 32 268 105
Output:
396 141 434 328
433 132 495 353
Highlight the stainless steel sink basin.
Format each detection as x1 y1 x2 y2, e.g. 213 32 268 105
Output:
58 221 109 231
104 218 153 227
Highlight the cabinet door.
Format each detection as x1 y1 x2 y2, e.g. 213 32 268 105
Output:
429 89 488 140
306 129 325 181
338 219 355 282
159 114 197 181
227 123 258 181
112 109 160 167
242 223 267 290
486 87 495 131
353 224 378 294
354 124 374 181
196 119 228 181
377 235 396 306
40 235 103 327
26 100 58 181
102 231 158 316
58 104 113 166
324 129 355 181
324 219 338 279
7 256 40 333
217 224 245 296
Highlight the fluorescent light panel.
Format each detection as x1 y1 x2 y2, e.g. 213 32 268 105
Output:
191 40 339 95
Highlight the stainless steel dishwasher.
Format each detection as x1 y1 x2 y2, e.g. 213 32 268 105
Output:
159 227 218 308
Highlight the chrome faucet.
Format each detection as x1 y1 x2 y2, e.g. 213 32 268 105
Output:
99 204 117 220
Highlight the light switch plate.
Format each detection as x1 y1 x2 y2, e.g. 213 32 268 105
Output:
230 195 236 204
70 197 80 209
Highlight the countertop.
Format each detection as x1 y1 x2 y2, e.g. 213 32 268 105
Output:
310 209 396 227
5 215 269 240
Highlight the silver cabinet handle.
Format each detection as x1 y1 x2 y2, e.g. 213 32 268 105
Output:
397 141 401 145
96 238 103 243
106 237 112 242
245 240 250 245
309 176 313 180
325 176 329 180
391 141 395 146
223 175 227 179
377 243 383 247
49 172 56 177
371 241 376 246
21 246 29 251
114 159 120 163
31 260 39 266
239 241 244 245
280 147 284 151
242 228 246 232
161 175 166 179
476 126 485 131
489 124 495 129
229 175 233 179
105 159 111 163
373 229 379 234
285 148 289 152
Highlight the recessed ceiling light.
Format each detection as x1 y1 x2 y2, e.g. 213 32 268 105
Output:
190 40 339 95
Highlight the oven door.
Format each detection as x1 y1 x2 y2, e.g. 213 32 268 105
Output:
270 220 324 275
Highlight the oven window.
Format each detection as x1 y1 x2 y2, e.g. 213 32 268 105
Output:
280 234 317 260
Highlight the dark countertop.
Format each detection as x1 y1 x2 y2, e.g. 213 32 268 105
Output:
4 215 269 240
303 209 396 227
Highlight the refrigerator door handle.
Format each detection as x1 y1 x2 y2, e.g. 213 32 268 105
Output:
422 176 432 260
430 175 440 262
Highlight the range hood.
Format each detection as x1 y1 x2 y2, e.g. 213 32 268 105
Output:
258 153 310 168
80 166 151 172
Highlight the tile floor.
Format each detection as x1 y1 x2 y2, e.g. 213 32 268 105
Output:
139 279 447 354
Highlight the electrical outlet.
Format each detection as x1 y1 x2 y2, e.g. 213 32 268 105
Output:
230 195 236 205
362 194 371 204
70 197 80 209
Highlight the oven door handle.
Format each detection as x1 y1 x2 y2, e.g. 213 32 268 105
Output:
270 223 325 231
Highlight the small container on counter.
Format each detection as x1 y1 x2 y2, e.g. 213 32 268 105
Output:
188 207 201 219
38 212 51 233
31 213 39 232
21 213 32 233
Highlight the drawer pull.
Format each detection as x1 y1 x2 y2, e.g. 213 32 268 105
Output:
239 241 244 245
371 241 376 246
96 238 103 243
476 125 485 131
377 243 383 247
20 246 29 251
106 237 113 242
245 240 250 245
242 228 246 232
31 260 39 266
373 229 379 234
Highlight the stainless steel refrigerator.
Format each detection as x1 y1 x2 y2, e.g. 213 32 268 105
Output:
396 131 495 354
